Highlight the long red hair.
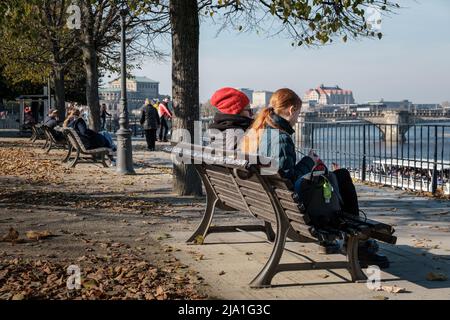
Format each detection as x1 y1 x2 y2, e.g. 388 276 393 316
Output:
240 88 302 153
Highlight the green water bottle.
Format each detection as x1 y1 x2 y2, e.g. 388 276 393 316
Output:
323 180 333 204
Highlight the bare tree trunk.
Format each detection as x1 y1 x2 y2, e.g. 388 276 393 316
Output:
82 45 100 132
52 67 65 117
170 0 202 196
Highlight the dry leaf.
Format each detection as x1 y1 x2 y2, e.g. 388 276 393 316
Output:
194 235 204 245
26 230 52 241
2 227 19 243
83 279 99 290
374 285 407 294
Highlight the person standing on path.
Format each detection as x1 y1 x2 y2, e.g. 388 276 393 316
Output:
140 99 160 151
158 97 172 142
100 104 111 131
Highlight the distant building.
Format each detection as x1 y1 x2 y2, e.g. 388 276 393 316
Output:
413 103 441 110
99 76 160 115
366 99 413 111
252 90 274 108
303 84 355 108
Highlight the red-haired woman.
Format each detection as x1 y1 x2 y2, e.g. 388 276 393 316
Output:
241 88 389 268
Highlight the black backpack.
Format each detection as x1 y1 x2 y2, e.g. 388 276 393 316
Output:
299 165 344 229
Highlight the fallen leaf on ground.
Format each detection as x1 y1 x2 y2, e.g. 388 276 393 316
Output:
193 235 204 245
374 285 407 294
26 230 52 241
1 227 19 243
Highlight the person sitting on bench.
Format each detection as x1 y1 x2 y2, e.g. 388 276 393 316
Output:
208 87 254 151
44 109 64 142
64 109 113 151
240 88 389 268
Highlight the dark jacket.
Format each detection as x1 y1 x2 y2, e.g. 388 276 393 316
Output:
101 109 111 120
44 116 64 141
44 116 58 129
208 113 253 150
258 112 315 183
140 104 160 130
69 117 109 150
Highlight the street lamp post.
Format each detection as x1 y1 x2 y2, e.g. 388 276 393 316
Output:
116 1 135 175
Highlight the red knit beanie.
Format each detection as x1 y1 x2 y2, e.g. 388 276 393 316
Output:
210 87 250 115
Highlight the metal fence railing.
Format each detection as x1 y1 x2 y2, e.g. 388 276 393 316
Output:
200 117 450 195
103 115 145 137
294 122 450 195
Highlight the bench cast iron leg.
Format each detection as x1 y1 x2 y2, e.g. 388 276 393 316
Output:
346 235 368 282
264 222 276 242
62 145 72 163
69 149 80 168
250 216 290 288
46 140 53 154
186 193 218 243
101 153 108 168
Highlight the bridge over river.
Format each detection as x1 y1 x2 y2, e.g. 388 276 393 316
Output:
299 110 450 143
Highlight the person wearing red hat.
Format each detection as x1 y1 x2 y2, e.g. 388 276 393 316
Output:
23 105 36 129
158 97 172 142
208 87 253 150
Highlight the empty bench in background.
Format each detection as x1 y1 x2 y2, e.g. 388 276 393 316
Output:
63 127 112 168
166 143 397 288
30 124 47 148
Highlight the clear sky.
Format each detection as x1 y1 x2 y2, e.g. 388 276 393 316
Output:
135 0 450 104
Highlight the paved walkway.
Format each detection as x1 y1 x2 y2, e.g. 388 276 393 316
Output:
1 137 449 300
135 144 450 300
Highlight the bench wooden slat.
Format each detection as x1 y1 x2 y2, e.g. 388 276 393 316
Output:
239 186 270 201
279 199 302 213
248 205 276 223
289 221 315 238
209 177 239 191
285 210 310 225
244 196 275 212
234 176 265 192
214 185 241 200
275 188 296 201
218 194 249 212
205 169 235 183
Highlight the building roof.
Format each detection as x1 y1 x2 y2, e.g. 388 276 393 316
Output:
306 85 353 97
108 76 159 84
99 88 121 93
133 76 159 83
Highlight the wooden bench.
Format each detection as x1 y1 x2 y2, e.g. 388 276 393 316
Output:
30 124 48 148
167 143 397 288
63 127 112 168
42 125 68 156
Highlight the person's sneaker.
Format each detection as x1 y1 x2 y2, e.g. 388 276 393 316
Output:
318 240 341 254
109 160 116 167
358 251 390 269
358 239 390 269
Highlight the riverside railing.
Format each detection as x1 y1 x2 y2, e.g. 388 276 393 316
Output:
294 121 450 195
200 117 449 195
